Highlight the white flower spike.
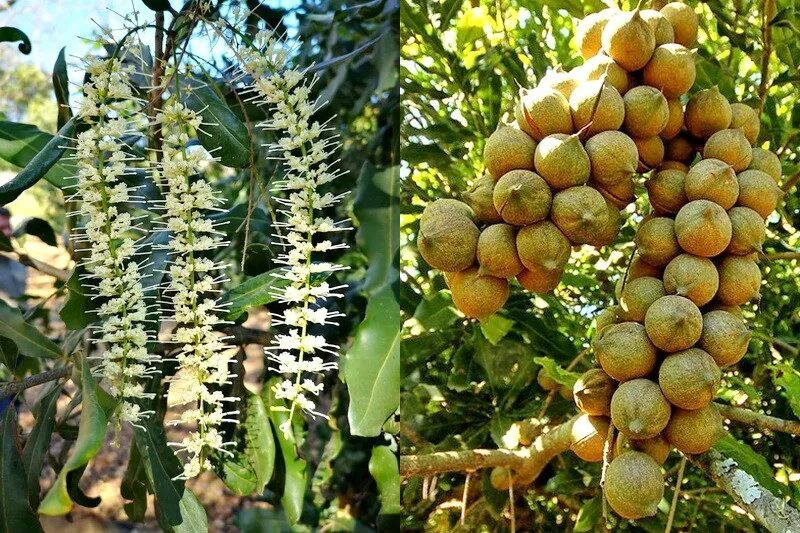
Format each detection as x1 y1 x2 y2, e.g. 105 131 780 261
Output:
153 95 238 479
66 53 158 427
237 28 350 437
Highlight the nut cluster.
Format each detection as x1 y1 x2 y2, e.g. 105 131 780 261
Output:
416 3 715 321
564 2 783 521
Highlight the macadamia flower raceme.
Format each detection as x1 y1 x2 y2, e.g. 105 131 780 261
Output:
66 54 159 426
152 97 239 479
237 29 349 436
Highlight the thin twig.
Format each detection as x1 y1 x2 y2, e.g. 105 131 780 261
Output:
461 472 471 525
401 421 429 448
757 0 773 116
3 252 69 282
0 325 270 401
715 402 800 435
781 170 800 192
536 390 558 420
777 133 796 157
761 251 800 261
508 478 516 533
621 244 638 291
600 422 615 525
148 11 165 168
0 366 70 400
665 455 687 533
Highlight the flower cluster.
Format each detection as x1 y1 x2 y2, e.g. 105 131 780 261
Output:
152 98 238 479
237 29 349 436
67 54 158 426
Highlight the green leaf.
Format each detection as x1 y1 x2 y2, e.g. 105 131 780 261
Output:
342 282 400 437
13 217 56 246
533 356 580 389
52 47 72 129
369 445 400 515
773 364 800 420
507 310 577 360
65 465 100 508
165 490 207 533
59 267 96 330
133 422 209 532
574 495 602 532
244 392 276 493
0 27 31 54
120 441 148 522
0 300 60 360
480 314 514 345
308 32 383 73
439 0 463 30
544 469 585 495
0 119 76 204
411 290 457 330
1 409 43 532
263 379 307 525
447 343 475 392
713 433 789 497
182 80 251 168
39 361 107 515
0 336 18 369
353 164 399 295
221 267 334 321
142 0 173 11
234 507 311 532
473 338 536 393
22 383 61 508
222 460 258 496
221 268 285 320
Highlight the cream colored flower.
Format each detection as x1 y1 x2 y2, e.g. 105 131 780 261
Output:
236 29 350 436
155 98 237 479
69 53 158 427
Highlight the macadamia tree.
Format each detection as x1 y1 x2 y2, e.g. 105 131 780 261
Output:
402 0 800 531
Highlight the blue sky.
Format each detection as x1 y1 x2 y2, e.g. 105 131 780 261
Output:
0 0 301 93
0 1 149 72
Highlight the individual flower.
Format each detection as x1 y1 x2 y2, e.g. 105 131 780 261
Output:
66 54 158 427
152 97 238 479
236 29 349 437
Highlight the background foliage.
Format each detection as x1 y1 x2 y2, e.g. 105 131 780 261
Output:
0 0 400 530
401 0 800 530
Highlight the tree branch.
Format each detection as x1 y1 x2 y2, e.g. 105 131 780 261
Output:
2 251 69 282
691 449 800 533
760 251 800 261
715 402 800 436
400 416 576 483
400 421 429 448
401 448 536 479
757 0 774 116
0 366 70 400
0 326 271 401
781 170 800 192
149 10 166 165
403 430 800 532
401 404 800 480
